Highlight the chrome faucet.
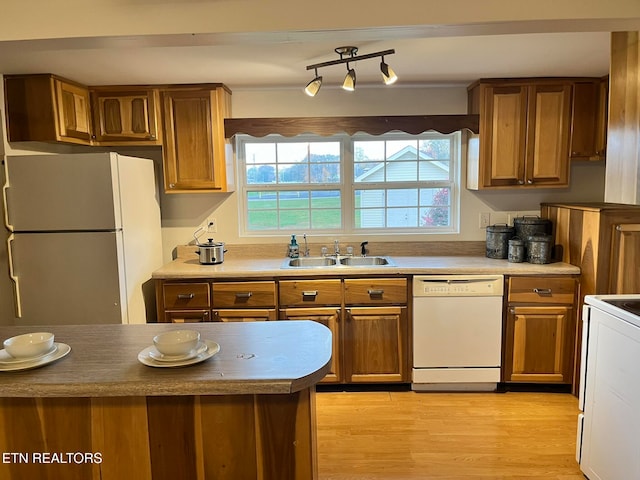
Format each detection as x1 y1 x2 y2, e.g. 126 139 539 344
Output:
334 239 340 256
303 233 310 257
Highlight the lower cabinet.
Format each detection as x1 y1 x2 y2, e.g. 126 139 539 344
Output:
503 276 577 384
278 277 409 384
280 307 342 383
344 306 407 383
156 276 409 384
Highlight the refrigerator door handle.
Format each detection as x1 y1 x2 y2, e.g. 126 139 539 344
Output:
7 234 22 318
2 163 13 231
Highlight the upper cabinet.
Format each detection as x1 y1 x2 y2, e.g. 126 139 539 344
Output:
4 74 92 145
4 75 234 194
467 79 573 189
89 86 161 146
160 85 233 193
569 77 608 161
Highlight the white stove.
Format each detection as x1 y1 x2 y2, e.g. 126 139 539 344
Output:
577 294 640 480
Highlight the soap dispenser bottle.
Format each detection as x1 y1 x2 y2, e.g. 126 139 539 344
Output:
288 234 300 258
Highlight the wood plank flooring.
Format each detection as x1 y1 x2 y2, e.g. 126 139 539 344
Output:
316 391 584 479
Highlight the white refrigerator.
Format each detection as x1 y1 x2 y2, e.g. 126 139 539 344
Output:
3 152 163 325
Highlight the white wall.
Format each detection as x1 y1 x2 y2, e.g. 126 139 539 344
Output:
158 85 605 257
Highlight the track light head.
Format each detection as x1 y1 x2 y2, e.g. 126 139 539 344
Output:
304 69 323 96
380 58 398 85
342 65 356 92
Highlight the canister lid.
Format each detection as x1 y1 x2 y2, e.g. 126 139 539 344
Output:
513 215 551 226
508 237 525 245
486 223 515 233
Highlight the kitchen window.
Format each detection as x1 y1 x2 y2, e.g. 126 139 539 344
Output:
236 131 460 236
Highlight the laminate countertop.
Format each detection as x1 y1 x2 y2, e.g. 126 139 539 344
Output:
152 255 581 279
0 321 332 398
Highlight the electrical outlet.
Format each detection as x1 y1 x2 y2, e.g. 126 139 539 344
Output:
206 218 217 233
479 212 491 229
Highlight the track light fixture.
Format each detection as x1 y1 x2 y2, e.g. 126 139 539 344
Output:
304 46 397 96
304 68 323 97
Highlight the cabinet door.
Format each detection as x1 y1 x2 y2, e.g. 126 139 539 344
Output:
504 305 574 383
344 306 407 383
280 307 341 383
54 79 92 143
212 309 276 322
570 81 601 160
161 86 232 192
609 224 640 293
480 85 528 187
525 83 571 186
4 74 91 145
90 87 160 144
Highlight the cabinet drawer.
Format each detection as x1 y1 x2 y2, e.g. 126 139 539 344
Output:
163 283 211 309
508 276 576 304
344 278 407 305
279 279 342 306
212 281 276 308
164 310 210 323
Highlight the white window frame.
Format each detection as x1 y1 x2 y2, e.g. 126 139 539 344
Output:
236 131 460 237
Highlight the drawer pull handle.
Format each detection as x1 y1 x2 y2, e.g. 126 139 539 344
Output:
533 288 552 295
302 290 318 297
177 293 195 300
235 292 253 299
368 289 384 296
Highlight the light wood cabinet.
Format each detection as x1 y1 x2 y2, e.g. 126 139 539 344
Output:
90 86 161 145
212 281 276 322
279 277 409 384
4 74 92 145
569 78 608 161
503 276 577 385
279 279 343 383
159 281 211 323
343 278 408 383
280 307 342 383
543 202 640 392
344 306 407 383
160 85 233 193
467 79 573 189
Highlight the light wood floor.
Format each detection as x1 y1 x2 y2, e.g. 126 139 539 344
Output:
315 391 584 480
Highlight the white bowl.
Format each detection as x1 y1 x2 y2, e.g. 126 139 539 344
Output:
3 332 55 359
153 330 200 357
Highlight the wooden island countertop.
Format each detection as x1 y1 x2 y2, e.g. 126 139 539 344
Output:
0 321 332 480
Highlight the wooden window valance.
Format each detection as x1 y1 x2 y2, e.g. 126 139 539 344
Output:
224 114 479 138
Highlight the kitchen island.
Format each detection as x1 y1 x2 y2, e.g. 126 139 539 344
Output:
0 321 332 480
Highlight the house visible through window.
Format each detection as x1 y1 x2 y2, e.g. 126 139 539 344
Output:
237 132 460 236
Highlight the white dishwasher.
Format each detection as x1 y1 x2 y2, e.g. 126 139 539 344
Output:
412 274 504 391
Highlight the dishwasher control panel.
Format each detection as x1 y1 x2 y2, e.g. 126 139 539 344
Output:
413 275 504 297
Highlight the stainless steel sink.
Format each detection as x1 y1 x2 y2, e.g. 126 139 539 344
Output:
284 257 337 268
282 255 395 268
339 256 395 266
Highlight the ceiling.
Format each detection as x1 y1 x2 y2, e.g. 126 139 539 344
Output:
0 29 612 91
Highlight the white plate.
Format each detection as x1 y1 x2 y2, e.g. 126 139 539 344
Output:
138 339 220 368
148 341 208 362
0 344 58 365
0 343 71 372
